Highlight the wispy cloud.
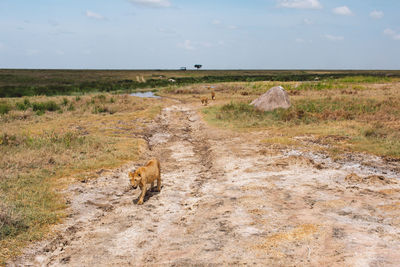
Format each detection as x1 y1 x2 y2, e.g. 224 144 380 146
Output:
277 0 322 9
212 19 221 25
211 20 237 30
332 6 353 16
179 40 195 50
128 0 171 8
384 29 400 40
370 10 384 19
324 34 344 41
85 10 106 20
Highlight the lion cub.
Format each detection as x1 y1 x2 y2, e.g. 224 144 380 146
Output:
129 158 161 205
211 91 215 100
201 97 208 106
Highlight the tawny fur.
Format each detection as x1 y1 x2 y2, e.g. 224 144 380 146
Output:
211 91 215 100
201 97 208 106
129 158 161 205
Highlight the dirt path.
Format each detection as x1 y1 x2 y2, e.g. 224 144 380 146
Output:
10 103 400 266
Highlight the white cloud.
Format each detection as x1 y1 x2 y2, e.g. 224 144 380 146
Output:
384 28 400 40
85 10 105 20
278 0 322 9
211 20 237 30
179 40 195 51
324 34 344 41
333 6 353 16
370 10 384 19
128 0 171 8
212 19 221 25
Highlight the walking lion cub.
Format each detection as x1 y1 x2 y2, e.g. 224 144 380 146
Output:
200 97 208 106
129 158 161 205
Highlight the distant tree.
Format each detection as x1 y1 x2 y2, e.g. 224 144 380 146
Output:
194 64 202 70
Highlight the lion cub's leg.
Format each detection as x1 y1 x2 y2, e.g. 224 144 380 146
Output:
156 176 161 192
151 181 154 191
137 185 147 205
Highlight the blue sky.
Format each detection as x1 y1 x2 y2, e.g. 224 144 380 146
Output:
0 0 399 69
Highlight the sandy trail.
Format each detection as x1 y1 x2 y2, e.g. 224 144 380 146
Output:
10 103 400 266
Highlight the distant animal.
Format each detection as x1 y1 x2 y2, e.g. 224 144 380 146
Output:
201 97 208 106
129 158 161 205
211 91 215 100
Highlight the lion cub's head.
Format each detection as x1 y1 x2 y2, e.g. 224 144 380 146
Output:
129 169 142 189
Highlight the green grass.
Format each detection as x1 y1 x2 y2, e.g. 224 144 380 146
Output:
337 75 392 83
206 97 383 127
1 69 398 97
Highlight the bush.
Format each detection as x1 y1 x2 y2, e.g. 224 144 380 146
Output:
62 98 69 106
32 101 60 113
15 98 31 111
92 105 113 114
0 103 11 115
67 103 75 111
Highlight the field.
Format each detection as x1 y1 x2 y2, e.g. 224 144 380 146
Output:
0 91 170 263
2 70 400 265
1 68 399 97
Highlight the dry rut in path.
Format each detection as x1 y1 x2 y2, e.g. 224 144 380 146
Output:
10 103 400 266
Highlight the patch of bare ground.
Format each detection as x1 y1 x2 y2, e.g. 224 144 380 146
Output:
9 101 400 266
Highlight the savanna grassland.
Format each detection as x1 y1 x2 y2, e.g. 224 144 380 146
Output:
2 69 400 265
0 90 170 264
183 76 400 159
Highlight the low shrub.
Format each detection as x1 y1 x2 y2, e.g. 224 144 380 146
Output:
0 103 11 115
15 99 31 111
32 101 60 113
